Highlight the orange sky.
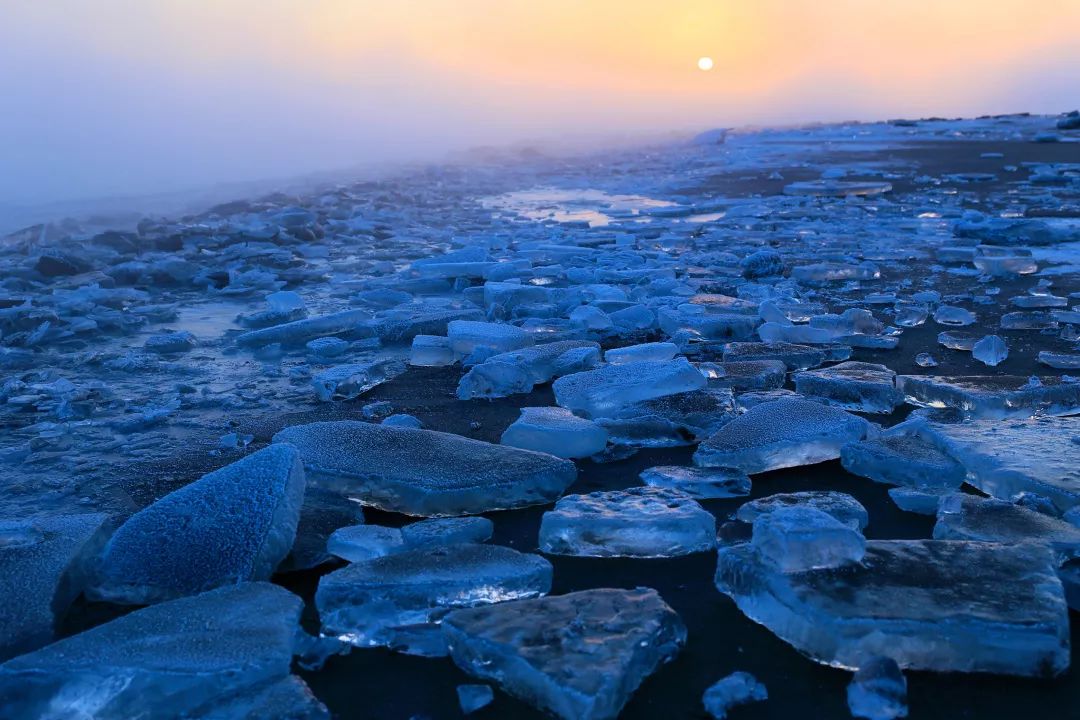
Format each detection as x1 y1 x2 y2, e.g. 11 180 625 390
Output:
2 1 1078 204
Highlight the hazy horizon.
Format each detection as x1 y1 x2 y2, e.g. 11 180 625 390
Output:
3 0 1078 213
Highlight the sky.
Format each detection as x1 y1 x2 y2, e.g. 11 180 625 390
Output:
2 0 1079 210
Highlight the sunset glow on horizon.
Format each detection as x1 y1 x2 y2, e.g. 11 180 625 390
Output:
2 0 1079 205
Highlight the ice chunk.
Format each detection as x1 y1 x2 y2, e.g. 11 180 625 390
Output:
144 330 197 354
971 335 1008 367
715 539 1069 676
695 398 872 473
737 491 869 531
741 249 783 278
702 359 786 391
887 487 955 515
305 336 348 360
639 465 751 499
311 359 405 402
750 506 866 572
235 308 372 347
442 588 686 720
409 335 455 366
794 361 901 414
702 671 768 719
316 544 552 653
447 320 534 356
88 445 305 605
934 494 1080 559
381 413 423 428
933 305 976 326
1038 351 1080 370
204 675 329 719
596 388 735 448
401 517 494 548
847 657 908 720
0 583 306 719
539 487 716 557
500 407 608 458
841 433 965 489
327 525 405 562
457 684 494 714
281 486 365 572
0 513 112 661
915 417 1080 510
897 375 1080 418
604 342 678 364
274 421 576 516
553 358 707 419
457 340 600 399
721 341 826 371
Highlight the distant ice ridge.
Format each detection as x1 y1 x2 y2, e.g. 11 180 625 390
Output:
274 421 576 516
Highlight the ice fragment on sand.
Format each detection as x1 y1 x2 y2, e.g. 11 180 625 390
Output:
897 375 1080 418
933 493 1080 559
715 539 1069 676
847 657 908 720
750 506 866 572
539 487 716 558
737 491 869 531
553 359 707 419
0 513 112 661
274 421 576 516
639 465 751 499
500 407 608 459
89 445 305 605
327 525 405 562
694 398 872 473
702 671 767 719
794 361 901 414
311 359 405 402
841 432 965 489
971 335 1008 367
316 544 552 653
447 320 534 356
401 517 494 548
0 583 309 719
442 588 686 720
457 340 600 399
721 341 826 371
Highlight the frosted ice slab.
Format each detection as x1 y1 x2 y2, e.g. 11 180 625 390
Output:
274 421 576 516
915 417 1080 511
841 433 965 489
316 543 552 652
443 588 686 720
933 494 1080 559
539 487 716 557
750 506 866 572
694 398 873 473
794 362 902 414
457 340 600 399
847 657 907 720
721 342 827 370
896 375 1080 419
327 524 405 562
553 358 707 419
702 671 768 719
703 359 787 391
89 445 305 605
737 491 868 531
500 407 608 459
596 388 735 448
311 359 405 402
715 539 1069 676
447 320 534 356
0 583 305 719
0 513 112 662
401 517 494 548
639 465 751 499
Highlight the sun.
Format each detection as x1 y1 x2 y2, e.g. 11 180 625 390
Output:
697 56 714 71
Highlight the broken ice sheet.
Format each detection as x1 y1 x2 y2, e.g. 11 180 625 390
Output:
933 493 1080 560
794 361 902 414
896 375 1080 419
552 358 707 419
315 543 552 655
442 588 686 720
694 397 873 473
274 421 576 516
0 583 317 720
639 465 751 499
715 539 1070 676
500 406 609 459
736 491 869 531
538 487 716 558
310 358 405 402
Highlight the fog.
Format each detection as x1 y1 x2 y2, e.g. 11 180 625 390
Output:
2 0 1079 224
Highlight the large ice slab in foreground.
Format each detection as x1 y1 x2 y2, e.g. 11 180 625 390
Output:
897 375 1080 418
715 539 1070 676
539 487 716 557
552 359 707 419
316 543 552 653
0 583 312 719
915 416 1080 511
694 398 873 473
88 445 305 605
0 513 112 661
274 421 576 516
443 588 686 720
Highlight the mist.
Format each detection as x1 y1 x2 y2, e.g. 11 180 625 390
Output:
2 0 1079 222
